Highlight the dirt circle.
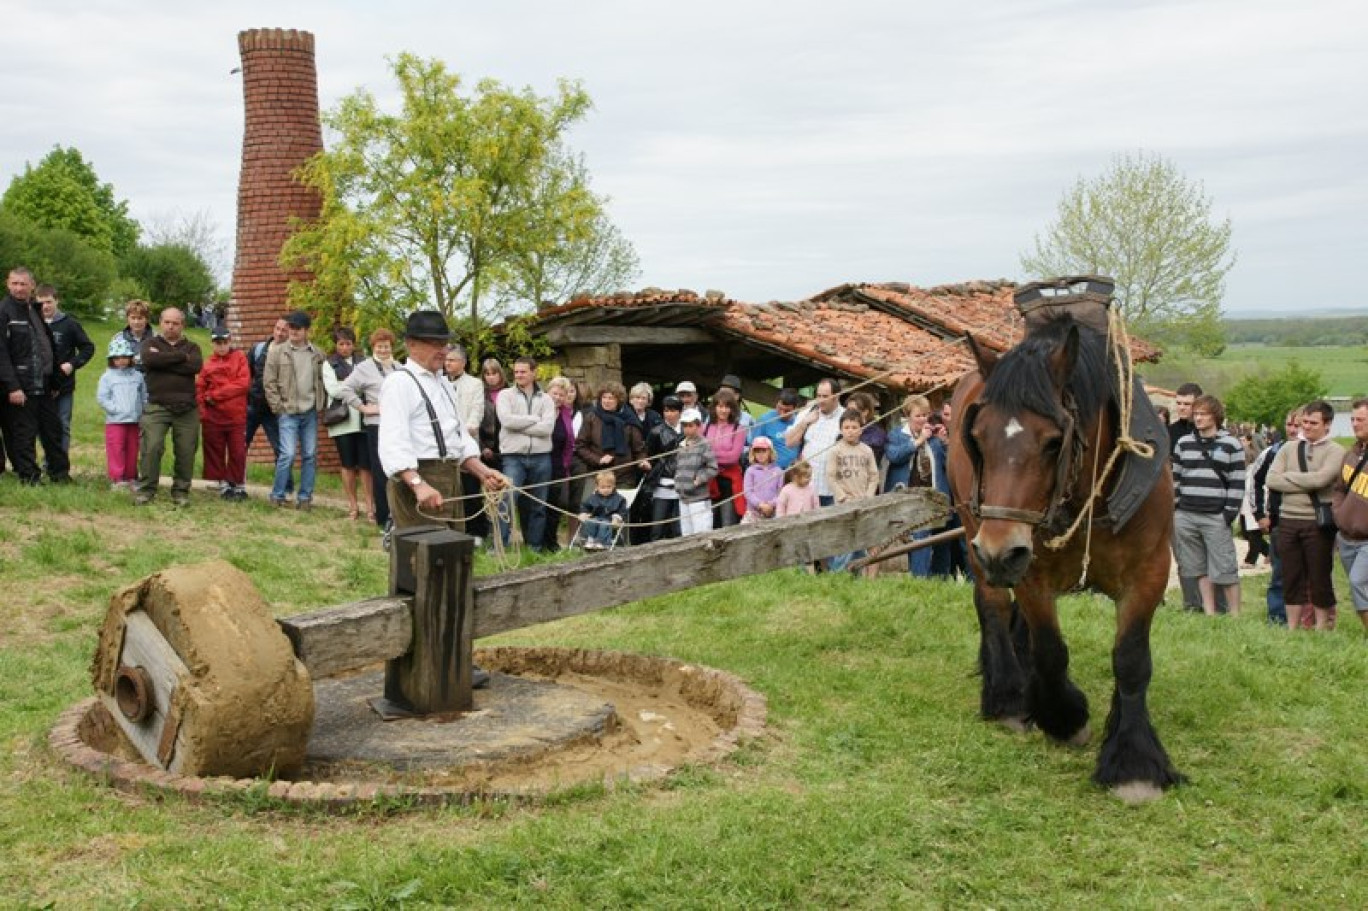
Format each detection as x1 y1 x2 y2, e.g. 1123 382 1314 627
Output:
51 647 767 808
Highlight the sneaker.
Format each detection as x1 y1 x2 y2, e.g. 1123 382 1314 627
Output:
381 520 394 553
232 485 249 501
171 494 190 508
296 499 312 512
270 497 287 508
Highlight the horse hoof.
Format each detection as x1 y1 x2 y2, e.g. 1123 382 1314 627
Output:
1067 725 1092 747
1112 781 1165 805
998 716 1032 734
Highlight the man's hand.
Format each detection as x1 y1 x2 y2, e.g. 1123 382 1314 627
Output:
414 481 444 512
480 469 509 491
1258 517 1271 533
579 512 590 522
8 390 24 406
599 454 613 465
60 363 74 376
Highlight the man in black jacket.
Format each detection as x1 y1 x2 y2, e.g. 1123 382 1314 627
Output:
0 266 67 484
37 284 94 472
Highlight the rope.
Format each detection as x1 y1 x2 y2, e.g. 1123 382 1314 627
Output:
1041 307 1156 582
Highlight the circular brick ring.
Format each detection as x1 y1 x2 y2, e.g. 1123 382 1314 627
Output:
49 647 768 810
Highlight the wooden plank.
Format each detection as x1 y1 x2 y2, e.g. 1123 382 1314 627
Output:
277 596 413 679
545 326 717 347
281 489 946 678
472 488 947 638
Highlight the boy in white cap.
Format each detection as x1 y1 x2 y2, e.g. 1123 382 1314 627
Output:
674 408 718 535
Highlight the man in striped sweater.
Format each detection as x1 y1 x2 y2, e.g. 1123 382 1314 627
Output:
1172 394 1247 616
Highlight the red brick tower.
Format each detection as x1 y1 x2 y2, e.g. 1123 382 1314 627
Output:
227 28 326 467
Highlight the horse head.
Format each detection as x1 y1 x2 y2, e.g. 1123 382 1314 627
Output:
957 325 1082 588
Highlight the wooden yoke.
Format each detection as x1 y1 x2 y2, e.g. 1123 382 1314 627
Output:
373 526 475 719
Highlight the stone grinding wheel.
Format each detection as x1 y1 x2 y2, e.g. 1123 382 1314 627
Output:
90 561 314 778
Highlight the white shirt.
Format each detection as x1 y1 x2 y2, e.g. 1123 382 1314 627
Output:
378 361 480 478
800 407 844 498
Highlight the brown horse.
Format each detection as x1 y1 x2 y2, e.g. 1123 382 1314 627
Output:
947 314 1183 800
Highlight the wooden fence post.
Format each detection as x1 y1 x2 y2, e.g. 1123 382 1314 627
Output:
372 526 475 719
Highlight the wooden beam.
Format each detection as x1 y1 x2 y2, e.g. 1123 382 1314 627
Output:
472 489 947 638
545 326 716 346
281 489 947 679
277 596 412 679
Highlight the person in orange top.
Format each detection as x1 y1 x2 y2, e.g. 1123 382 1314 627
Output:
196 326 251 500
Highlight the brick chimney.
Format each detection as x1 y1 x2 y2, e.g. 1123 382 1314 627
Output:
227 28 329 468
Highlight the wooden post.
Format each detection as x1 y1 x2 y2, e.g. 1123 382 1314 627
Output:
372 526 475 719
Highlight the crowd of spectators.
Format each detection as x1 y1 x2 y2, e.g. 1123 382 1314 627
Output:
10 274 1366 623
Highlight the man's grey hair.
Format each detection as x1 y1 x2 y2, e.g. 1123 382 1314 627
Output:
447 343 468 361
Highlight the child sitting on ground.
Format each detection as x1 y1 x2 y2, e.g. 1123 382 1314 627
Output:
741 435 784 523
96 335 146 488
826 408 880 573
578 469 630 550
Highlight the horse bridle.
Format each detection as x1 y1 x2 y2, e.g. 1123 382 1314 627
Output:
961 400 1079 531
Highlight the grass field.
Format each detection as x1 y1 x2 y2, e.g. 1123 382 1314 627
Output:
1144 343 1368 400
1 321 1365 907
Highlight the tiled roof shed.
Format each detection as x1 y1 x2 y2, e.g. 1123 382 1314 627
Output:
522 282 1157 405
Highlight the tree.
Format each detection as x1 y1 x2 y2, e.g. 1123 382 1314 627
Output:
0 210 118 317
282 54 635 351
504 147 640 309
122 243 217 308
143 209 230 288
1224 361 1327 429
2 146 140 260
1021 151 1235 349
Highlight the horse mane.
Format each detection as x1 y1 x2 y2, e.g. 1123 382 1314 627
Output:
981 314 1114 429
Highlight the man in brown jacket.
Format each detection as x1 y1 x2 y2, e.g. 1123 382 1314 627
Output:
1267 401 1346 630
1333 398 1368 632
135 307 203 506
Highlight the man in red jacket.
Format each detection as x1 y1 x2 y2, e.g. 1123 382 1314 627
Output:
197 326 250 500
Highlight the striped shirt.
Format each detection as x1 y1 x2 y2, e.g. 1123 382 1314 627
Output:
1173 430 1246 518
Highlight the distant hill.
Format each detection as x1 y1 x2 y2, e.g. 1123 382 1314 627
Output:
1223 314 1368 346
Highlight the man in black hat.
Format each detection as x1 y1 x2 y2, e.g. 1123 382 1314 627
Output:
378 310 507 535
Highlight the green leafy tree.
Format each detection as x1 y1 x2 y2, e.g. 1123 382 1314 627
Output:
122 243 217 308
1021 151 1235 349
1224 361 1327 429
2 146 140 260
283 54 633 353
0 209 117 317
503 147 640 309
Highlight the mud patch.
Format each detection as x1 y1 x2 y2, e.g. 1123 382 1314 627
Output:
52 647 767 807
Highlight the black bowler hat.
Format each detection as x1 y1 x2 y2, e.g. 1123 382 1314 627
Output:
720 374 742 391
404 310 451 341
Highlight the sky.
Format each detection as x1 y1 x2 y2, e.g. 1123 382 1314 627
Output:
2 0 1365 315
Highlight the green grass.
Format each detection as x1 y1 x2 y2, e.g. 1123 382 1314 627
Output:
1 337 1366 907
1147 343 1368 399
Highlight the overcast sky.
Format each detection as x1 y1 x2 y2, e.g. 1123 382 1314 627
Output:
3 0 1364 315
